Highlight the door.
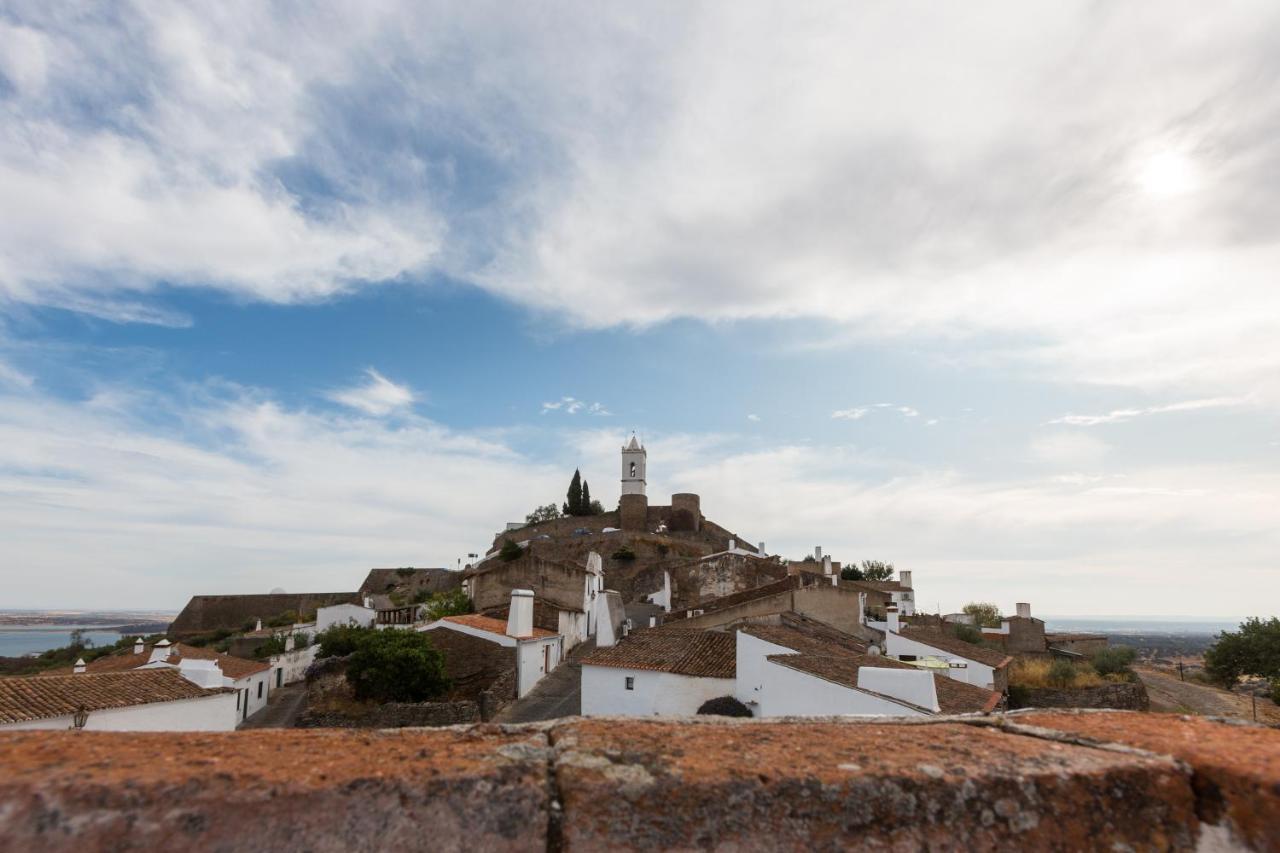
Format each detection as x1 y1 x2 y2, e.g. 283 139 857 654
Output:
543 644 551 674
276 668 283 688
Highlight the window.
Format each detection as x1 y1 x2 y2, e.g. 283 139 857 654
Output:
257 681 263 699
629 462 636 477
625 677 635 690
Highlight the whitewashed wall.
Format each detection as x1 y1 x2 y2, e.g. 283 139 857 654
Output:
753 660 926 718
233 670 273 723
581 665 734 716
517 637 561 697
317 604 375 634
883 633 996 690
270 644 318 686
0 693 238 732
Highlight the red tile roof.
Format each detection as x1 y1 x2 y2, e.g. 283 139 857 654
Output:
582 631 736 679
49 643 270 681
441 614 556 640
898 627 1012 669
0 670 230 724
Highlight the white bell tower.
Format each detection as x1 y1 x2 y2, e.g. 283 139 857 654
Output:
621 434 647 497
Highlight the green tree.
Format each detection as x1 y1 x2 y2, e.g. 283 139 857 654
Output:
580 479 591 515
563 469 583 515
953 623 984 645
1204 617 1280 686
1091 646 1137 677
315 624 376 658
525 503 561 525
841 565 863 581
345 630 450 702
963 602 1003 629
858 560 895 582
499 539 524 562
422 588 473 621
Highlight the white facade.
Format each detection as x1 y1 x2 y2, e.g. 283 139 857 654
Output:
270 644 319 687
621 435 646 496
644 571 672 612
316 603 376 633
581 665 733 716
883 631 997 690
0 693 238 732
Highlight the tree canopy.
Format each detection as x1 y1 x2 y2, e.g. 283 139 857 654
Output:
1204 617 1280 686
345 629 450 702
525 503 561 525
840 560 895 582
963 602 1003 628
560 469 604 516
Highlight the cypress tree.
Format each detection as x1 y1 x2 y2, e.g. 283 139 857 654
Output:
580 480 591 516
566 469 583 515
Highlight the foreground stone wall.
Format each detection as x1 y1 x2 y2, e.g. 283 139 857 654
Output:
0 711 1276 851
297 700 479 728
1010 681 1150 711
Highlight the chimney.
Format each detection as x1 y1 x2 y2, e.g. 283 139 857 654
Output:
73 658 86 674
133 637 144 655
886 604 900 634
728 538 736 552
1016 602 1031 619
255 619 263 632
822 555 833 576
899 570 912 589
149 638 171 664
649 615 656 628
815 546 823 561
758 542 766 555
506 589 534 639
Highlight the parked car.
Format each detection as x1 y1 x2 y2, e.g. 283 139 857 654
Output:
572 528 592 536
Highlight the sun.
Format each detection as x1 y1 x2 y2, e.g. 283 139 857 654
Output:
1137 149 1199 198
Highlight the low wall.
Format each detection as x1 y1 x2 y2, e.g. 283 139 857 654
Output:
0 713 1276 851
479 667 518 721
1010 681 1149 711
297 701 479 729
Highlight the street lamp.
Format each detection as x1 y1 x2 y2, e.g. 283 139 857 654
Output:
72 704 89 730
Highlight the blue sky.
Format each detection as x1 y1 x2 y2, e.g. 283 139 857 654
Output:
1 2 1277 615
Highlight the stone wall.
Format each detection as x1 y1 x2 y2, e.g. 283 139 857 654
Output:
169 592 359 638
419 626 517 701
1009 681 1150 711
619 493 648 531
479 666 518 721
296 700 479 728
2 712 1277 851
468 554 587 612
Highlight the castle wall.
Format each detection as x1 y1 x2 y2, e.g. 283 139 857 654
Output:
670 493 701 532
468 556 587 613
619 494 648 531
169 592 360 638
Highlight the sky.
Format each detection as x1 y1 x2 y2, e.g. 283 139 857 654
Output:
0 2 1277 617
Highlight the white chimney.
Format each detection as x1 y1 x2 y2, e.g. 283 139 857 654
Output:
822 555 833 576
149 639 172 664
255 619 263 632
133 637 144 655
899 570 912 589
649 615 656 628
507 589 534 639
886 604 900 634
758 542 766 555
73 658 86 674
815 546 823 561
1016 602 1031 619
728 538 736 552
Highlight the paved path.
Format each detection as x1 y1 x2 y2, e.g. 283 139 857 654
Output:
239 682 308 729
493 641 592 723
1136 667 1280 723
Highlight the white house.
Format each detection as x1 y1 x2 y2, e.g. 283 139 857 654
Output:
316 603 377 634
878 609 1012 693
0 670 237 731
580 630 737 716
418 589 562 698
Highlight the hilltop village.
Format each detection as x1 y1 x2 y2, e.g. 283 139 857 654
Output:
0 436 1127 732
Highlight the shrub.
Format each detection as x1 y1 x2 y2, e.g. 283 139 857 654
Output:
266 610 299 628
611 546 636 561
293 632 311 649
316 624 376 659
696 696 753 717
1047 659 1077 688
1090 646 1137 677
422 588 473 621
962 602 1003 629
345 630 450 702
499 539 524 562
952 624 984 645
254 635 288 658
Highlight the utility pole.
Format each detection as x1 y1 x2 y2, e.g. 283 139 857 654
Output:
1178 661 1184 682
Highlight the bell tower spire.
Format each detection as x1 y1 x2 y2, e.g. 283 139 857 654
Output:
621 433 647 497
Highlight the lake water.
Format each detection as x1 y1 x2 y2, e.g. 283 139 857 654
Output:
1042 617 1237 635
0 627 124 657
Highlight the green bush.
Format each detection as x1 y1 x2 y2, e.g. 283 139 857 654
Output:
1091 646 1137 677
266 610 299 628
611 546 636 561
345 630 450 702
422 588 472 621
254 635 288 658
315 624 376 658
696 696 753 717
1047 659 1077 688
952 624 984 645
293 632 311 649
499 539 523 562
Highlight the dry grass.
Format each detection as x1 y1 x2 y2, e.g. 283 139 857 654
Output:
1009 657 1108 689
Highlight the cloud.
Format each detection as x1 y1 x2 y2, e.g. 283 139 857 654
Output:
541 397 611 416
1029 432 1111 468
329 369 415 416
1048 396 1251 426
832 403 920 421
747 413 761 422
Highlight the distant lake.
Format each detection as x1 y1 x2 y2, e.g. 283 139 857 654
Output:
0 626 124 657
1043 617 1236 635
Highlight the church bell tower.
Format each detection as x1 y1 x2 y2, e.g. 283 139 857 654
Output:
621 434 647 497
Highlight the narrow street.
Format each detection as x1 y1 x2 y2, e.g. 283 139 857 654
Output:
493 640 593 723
239 682 308 729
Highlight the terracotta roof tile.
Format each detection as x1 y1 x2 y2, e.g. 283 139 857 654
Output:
898 626 1012 669
582 631 736 679
441 614 556 640
50 643 270 681
0 670 230 724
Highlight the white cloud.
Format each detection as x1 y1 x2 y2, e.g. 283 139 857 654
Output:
1048 396 1251 426
329 369 415 416
747 413 761 422
1029 432 1111 468
541 396 611 416
832 403 920 421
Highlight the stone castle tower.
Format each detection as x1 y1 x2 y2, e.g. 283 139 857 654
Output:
621 434 646 497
